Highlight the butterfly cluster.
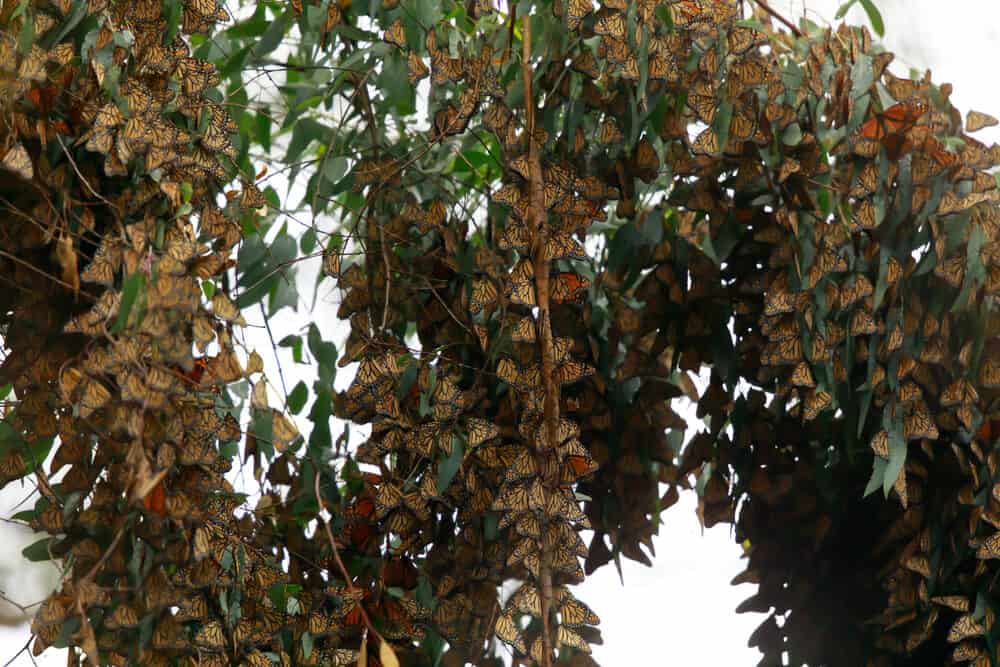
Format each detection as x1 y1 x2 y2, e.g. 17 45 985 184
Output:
7 0 1000 663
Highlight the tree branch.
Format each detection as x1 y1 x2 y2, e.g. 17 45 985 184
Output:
521 13 555 667
750 0 803 38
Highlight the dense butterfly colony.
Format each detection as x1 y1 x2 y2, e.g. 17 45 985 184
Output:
3 0 1000 664
0 0 341 664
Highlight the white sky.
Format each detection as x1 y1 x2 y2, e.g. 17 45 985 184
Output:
3 1 1000 664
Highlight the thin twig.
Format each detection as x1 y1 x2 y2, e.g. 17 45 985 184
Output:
259 303 290 403
1 637 31 667
0 590 31 615
83 524 126 583
750 0 803 37
0 249 90 296
55 137 121 216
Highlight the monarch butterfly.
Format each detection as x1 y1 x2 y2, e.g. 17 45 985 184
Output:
143 479 168 515
941 378 978 407
952 642 986 661
0 451 26 485
556 624 591 652
464 418 499 447
375 483 403 518
894 377 923 405
106 603 140 629
193 620 227 650
933 255 965 288
690 127 719 156
507 537 539 569
840 274 874 309
495 612 527 653
384 19 406 48
687 80 717 124
802 390 832 421
175 594 209 622
967 110 998 133
904 410 938 441
476 443 522 469
598 118 623 144
852 100 929 159
493 182 524 208
508 260 536 306
948 614 986 642
503 450 538 483
727 25 764 55
550 272 589 303
930 597 970 617
0 142 32 180
430 49 463 84
772 155 801 184
559 593 601 627
789 361 815 388
849 309 878 337
593 10 625 38
508 583 541 616
405 52 430 85
514 512 540 539
849 163 879 198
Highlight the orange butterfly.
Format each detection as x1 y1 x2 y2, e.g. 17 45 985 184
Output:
854 100 929 159
142 480 167 515
921 135 960 169
858 100 929 140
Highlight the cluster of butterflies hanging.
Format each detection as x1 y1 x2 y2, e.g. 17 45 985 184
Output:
643 9 1000 667
6 0 1000 663
0 0 369 664
338 0 1000 664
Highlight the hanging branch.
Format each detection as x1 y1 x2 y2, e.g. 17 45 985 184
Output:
521 12 555 667
750 0 803 37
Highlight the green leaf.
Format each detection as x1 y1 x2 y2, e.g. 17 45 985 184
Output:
864 456 886 497
268 271 299 316
255 111 272 153
301 632 314 660
300 227 317 255
714 100 733 153
307 324 338 387
883 426 906 497
285 118 328 165
252 11 289 60
219 548 234 572
436 436 464 494
835 0 858 18
377 51 416 115
307 389 333 456
11 509 34 523
163 0 182 43
859 0 885 36
279 334 304 364
396 360 418 402
782 123 803 146
287 381 309 415
111 272 145 333
22 537 53 562
322 156 350 185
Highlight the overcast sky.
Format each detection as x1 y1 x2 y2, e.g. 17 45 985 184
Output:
2 1 1000 664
